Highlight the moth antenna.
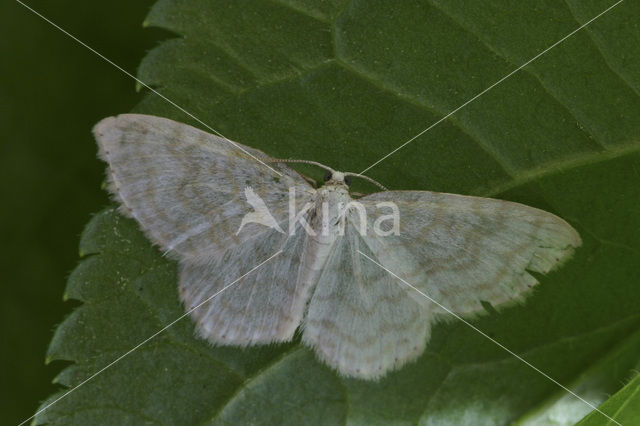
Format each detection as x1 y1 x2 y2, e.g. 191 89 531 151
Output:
343 173 388 191
267 158 336 174
267 159 388 190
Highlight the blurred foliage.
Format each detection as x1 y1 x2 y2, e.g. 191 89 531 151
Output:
0 0 167 423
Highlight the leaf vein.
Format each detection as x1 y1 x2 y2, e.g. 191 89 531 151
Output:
562 0 640 98
425 0 605 150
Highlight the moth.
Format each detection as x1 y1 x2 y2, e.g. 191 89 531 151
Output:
94 114 581 379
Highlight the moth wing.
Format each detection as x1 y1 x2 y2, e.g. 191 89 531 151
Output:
302 225 431 379
179 220 316 344
94 114 314 262
358 190 581 316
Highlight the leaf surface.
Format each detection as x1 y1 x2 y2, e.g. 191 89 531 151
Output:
577 370 640 426
37 0 640 424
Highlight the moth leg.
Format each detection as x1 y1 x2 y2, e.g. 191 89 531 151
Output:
298 172 318 188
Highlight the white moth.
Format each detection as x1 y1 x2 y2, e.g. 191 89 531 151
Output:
94 114 581 380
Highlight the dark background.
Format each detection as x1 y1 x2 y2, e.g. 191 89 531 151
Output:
1 1 168 422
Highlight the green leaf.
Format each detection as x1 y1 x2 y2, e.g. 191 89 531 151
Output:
516 329 640 425
37 0 640 424
576 370 640 426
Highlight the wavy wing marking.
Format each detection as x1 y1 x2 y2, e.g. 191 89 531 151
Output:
359 191 581 316
302 225 431 379
94 114 313 262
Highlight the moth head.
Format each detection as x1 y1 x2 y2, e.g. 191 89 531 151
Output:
324 171 351 187
265 158 387 191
